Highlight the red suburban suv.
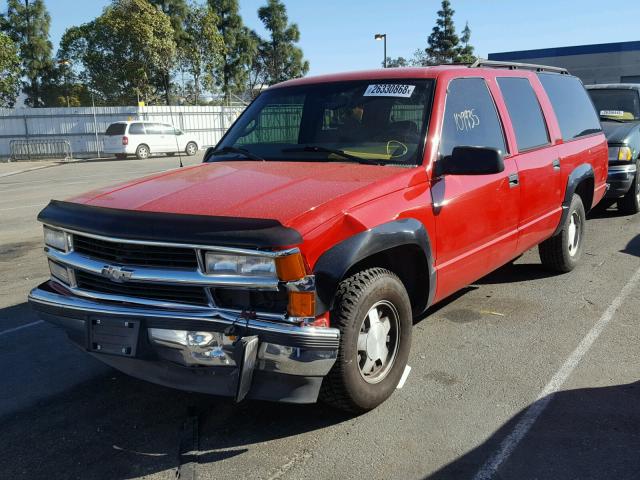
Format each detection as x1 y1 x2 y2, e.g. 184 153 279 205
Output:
29 61 608 412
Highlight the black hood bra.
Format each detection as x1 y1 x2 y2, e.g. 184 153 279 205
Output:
38 200 302 249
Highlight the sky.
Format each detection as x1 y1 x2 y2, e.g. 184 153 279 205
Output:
3 0 640 76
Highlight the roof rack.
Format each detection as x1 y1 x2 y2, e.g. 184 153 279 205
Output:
470 59 569 74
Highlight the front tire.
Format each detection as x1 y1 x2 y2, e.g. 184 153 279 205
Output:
135 144 150 160
539 193 586 272
321 268 412 413
618 160 640 215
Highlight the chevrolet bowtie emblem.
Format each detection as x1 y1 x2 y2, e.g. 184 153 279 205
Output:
101 265 133 283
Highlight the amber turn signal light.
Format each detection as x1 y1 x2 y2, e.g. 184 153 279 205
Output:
288 291 315 317
276 253 307 281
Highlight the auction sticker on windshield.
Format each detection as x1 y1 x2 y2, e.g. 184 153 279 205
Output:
600 110 625 116
364 84 415 98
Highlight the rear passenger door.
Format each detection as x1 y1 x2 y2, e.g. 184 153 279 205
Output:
496 77 561 251
432 78 520 300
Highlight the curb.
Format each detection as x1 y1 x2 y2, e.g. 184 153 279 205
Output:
0 163 58 178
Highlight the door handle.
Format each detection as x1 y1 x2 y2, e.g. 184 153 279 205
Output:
552 158 561 170
508 173 519 188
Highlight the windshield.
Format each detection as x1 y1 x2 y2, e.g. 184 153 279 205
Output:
216 79 435 166
588 89 640 121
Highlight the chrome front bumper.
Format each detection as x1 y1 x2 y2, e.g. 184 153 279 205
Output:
28 284 340 403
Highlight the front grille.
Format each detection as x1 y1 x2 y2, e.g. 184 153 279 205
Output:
75 270 209 306
73 235 199 269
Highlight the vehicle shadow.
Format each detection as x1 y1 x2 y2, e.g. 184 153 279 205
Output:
0 305 350 480
621 233 640 257
426 380 640 479
475 261 561 285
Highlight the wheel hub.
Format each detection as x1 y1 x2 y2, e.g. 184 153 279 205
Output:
357 300 399 384
567 212 580 256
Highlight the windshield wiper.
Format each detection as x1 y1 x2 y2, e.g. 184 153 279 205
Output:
206 146 266 162
282 146 380 166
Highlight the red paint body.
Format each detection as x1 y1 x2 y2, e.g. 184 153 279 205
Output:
69 66 608 308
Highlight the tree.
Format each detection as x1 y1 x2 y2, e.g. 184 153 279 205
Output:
3 0 53 106
257 0 309 85
457 21 476 63
59 0 177 105
208 0 254 102
385 57 409 68
149 0 189 105
0 31 21 107
426 0 460 65
179 3 224 105
245 29 266 98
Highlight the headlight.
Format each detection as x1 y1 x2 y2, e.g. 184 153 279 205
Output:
43 226 68 251
618 146 633 161
48 260 72 284
204 252 276 277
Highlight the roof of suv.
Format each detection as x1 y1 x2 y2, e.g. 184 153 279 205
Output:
586 83 640 90
272 62 570 90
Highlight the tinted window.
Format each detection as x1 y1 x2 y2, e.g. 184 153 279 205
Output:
128 123 145 135
537 73 601 141
161 124 178 135
497 77 549 151
105 123 126 136
144 123 163 134
440 78 506 158
588 89 640 121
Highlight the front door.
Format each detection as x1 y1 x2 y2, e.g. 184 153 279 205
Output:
432 77 520 301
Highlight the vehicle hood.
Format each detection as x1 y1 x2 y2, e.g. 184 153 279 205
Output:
601 120 640 144
69 161 412 233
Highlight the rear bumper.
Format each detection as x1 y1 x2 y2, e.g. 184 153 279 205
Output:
28 283 339 403
605 164 637 198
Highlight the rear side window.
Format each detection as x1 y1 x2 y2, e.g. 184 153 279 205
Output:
440 78 506 158
537 73 601 141
497 77 549 151
128 123 145 135
161 124 177 135
105 123 126 136
144 123 163 134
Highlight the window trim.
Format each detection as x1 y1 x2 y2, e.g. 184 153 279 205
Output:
438 76 510 160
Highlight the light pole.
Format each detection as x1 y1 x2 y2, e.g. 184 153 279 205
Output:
57 59 71 107
374 33 387 68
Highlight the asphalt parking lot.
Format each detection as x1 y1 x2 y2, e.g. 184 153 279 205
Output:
1 155 639 480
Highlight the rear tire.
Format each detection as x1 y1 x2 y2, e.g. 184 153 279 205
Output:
135 144 150 160
115 153 127 159
539 194 586 272
618 160 640 215
185 142 198 156
320 268 412 413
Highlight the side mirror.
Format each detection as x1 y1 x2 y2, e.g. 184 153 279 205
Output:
438 146 505 176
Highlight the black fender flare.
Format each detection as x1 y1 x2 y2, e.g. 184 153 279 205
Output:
313 218 436 315
553 163 594 236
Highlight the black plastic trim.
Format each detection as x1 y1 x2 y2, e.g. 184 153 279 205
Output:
38 200 302 248
313 218 436 316
553 163 594 236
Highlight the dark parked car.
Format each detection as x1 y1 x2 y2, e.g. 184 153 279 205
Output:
587 84 640 213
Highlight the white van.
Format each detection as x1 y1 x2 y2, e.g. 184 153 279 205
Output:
103 121 200 159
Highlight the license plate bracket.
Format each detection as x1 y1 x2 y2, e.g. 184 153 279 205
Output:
88 317 140 357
